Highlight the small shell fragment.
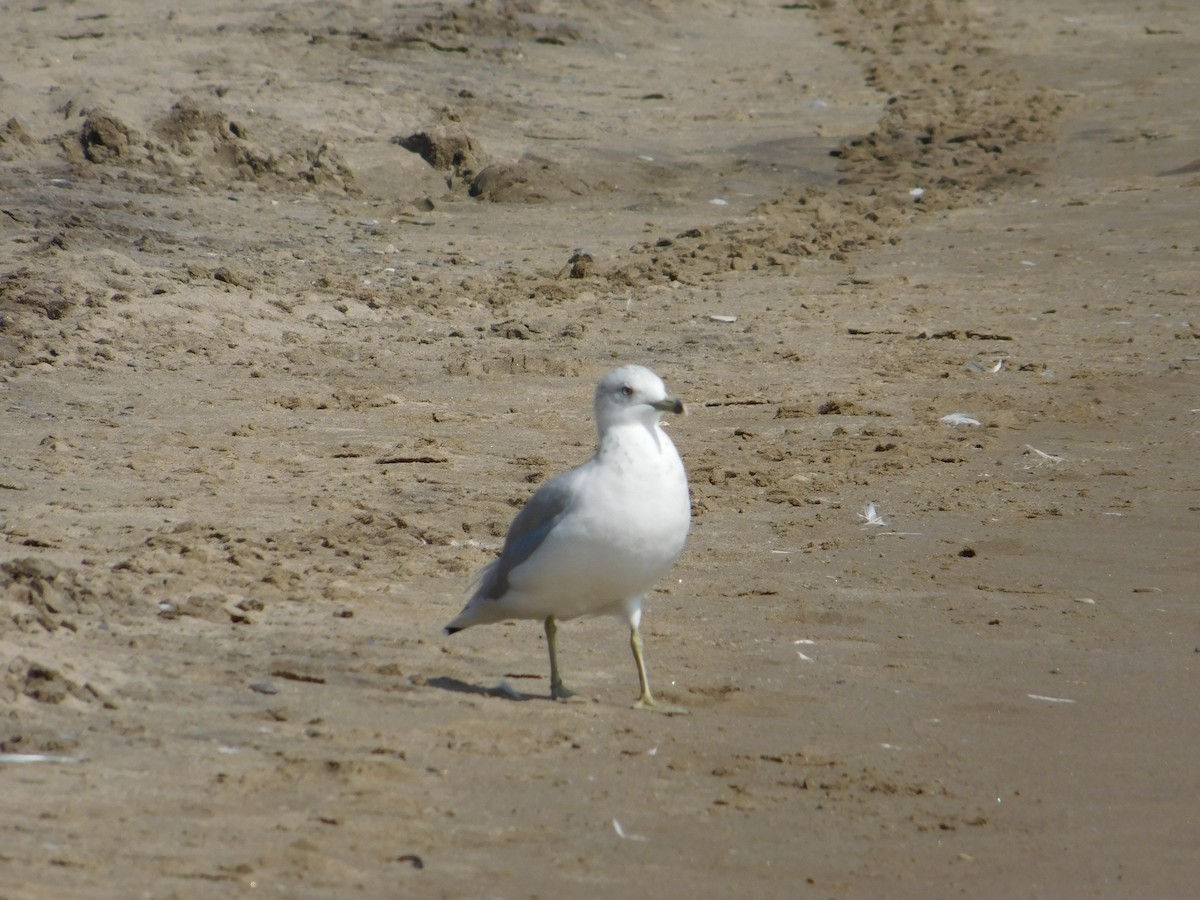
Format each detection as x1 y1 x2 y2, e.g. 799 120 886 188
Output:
967 359 1005 374
941 413 981 427
612 818 648 842
1024 444 1065 464
0 753 85 764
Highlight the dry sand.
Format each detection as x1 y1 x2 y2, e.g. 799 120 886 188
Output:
1 0 1197 897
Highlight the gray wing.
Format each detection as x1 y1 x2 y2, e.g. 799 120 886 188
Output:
471 469 580 603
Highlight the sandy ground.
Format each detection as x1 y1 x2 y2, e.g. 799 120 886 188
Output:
1 0 1197 897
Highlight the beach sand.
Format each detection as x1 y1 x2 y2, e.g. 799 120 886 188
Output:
1 1 1197 896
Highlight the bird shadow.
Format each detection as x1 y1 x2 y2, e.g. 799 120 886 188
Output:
426 676 543 702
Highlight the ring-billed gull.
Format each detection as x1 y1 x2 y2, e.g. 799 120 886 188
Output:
444 365 691 711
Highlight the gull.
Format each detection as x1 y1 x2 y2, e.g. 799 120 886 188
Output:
444 365 691 711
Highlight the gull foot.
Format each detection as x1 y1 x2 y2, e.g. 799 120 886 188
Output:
551 684 587 704
633 697 689 715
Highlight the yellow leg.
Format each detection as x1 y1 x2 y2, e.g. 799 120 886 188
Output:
544 616 580 702
631 624 688 714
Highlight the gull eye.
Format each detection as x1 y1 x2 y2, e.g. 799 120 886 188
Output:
620 384 634 397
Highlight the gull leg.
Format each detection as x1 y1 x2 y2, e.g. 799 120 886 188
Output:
631 624 688 714
544 616 581 702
